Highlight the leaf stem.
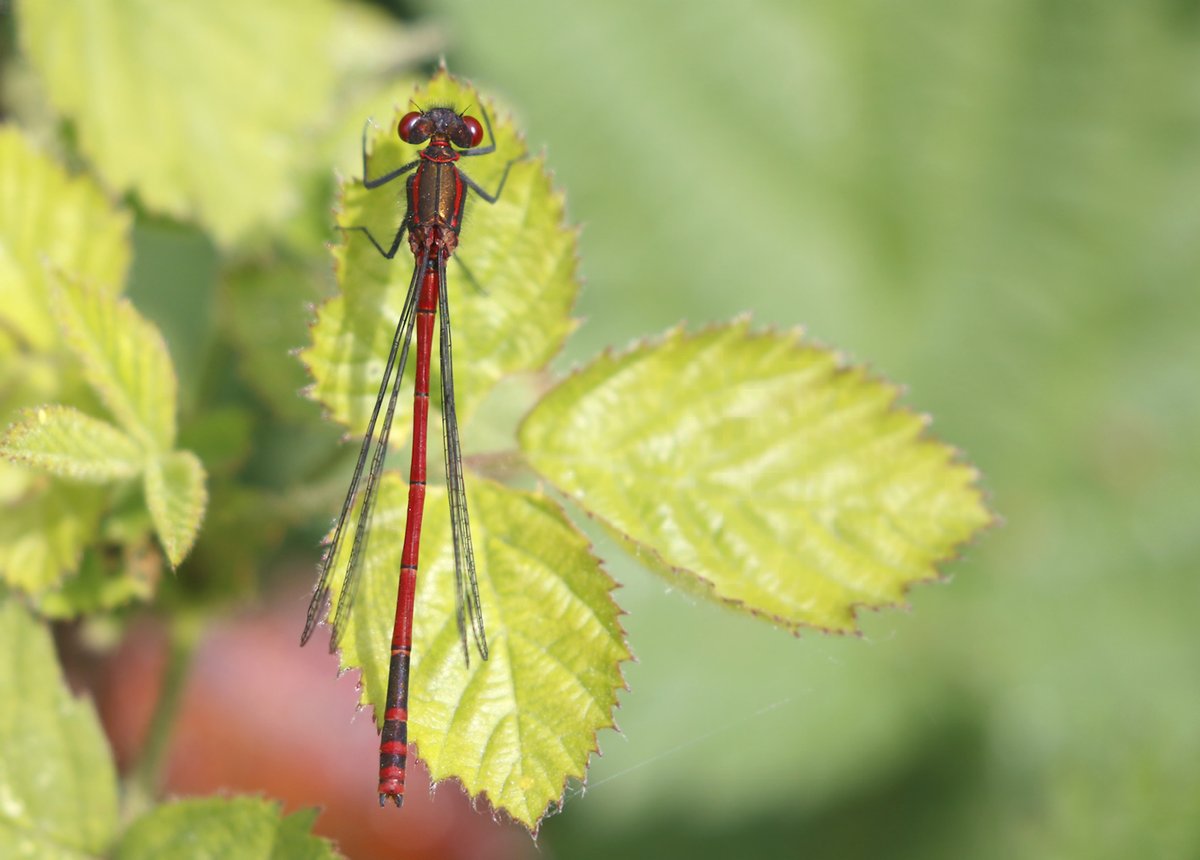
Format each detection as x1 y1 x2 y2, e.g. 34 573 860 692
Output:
123 611 202 820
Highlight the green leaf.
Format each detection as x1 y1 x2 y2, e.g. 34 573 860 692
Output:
51 272 177 450
0 596 119 858
34 491 160 618
300 71 598 830
520 321 993 634
0 481 105 595
113 798 337 860
301 69 579 434
321 476 628 832
144 451 207 568
0 405 144 481
0 127 131 350
17 0 337 246
35 542 158 619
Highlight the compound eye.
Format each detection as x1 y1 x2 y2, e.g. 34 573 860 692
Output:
461 115 484 148
398 111 428 143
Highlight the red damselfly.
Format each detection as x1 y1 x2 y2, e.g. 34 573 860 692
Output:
301 102 514 807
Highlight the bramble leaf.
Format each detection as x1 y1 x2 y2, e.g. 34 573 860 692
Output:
0 597 119 857
113 797 336 860
144 451 207 568
17 0 337 246
51 272 177 451
0 127 130 349
520 321 992 634
0 405 144 482
301 70 578 435
317 476 628 832
301 71 600 830
0 481 105 595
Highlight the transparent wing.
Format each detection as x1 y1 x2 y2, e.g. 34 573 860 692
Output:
438 263 488 664
301 253 426 651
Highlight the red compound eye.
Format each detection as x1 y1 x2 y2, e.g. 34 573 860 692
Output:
461 115 484 148
398 111 426 143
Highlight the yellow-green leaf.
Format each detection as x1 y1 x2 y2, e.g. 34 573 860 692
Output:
113 798 336 860
0 126 130 349
301 69 579 434
1 405 144 481
0 598 119 857
17 0 336 246
51 272 177 450
0 481 105 595
520 321 993 634
320 476 628 832
144 451 207 568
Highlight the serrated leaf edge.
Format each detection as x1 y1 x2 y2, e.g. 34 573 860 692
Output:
47 270 178 451
519 316 998 637
335 476 632 834
144 450 209 569
0 404 146 482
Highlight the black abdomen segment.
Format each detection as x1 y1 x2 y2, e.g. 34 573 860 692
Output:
378 643 412 806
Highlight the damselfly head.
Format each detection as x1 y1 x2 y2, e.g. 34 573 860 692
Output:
398 107 484 149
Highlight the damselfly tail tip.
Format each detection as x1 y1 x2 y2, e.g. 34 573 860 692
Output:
379 792 403 809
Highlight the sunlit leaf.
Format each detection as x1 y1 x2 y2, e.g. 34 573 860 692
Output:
0 405 144 481
0 481 105 595
299 71 595 831
0 597 118 858
0 126 130 349
520 321 992 634
17 0 337 246
113 798 336 860
144 451 207 568
51 272 177 450
318 476 628 832
301 69 579 435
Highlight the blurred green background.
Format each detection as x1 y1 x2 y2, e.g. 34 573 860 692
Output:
5 0 1199 857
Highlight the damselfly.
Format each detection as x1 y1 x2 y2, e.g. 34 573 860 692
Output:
302 101 513 807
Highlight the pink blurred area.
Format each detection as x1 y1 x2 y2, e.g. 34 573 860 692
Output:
88 579 537 860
